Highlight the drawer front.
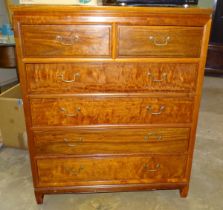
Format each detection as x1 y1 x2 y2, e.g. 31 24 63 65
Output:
36 155 187 187
30 97 194 126
34 128 190 155
21 25 111 57
118 26 203 57
26 63 198 94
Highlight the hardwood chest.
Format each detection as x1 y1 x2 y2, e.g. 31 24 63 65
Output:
12 5 212 204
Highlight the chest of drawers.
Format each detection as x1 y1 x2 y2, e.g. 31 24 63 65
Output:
12 5 212 204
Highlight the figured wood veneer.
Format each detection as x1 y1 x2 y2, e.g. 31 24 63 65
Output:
30 97 194 126
36 155 187 187
26 63 198 93
12 5 212 204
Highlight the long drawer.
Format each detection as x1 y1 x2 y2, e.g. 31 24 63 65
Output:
26 63 198 94
118 26 203 57
34 127 190 155
21 25 111 57
36 155 187 187
30 97 194 126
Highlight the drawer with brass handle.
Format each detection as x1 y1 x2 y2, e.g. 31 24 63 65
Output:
59 107 81 118
148 36 170 47
146 105 165 115
147 72 167 83
21 25 111 57
34 127 190 143
13 5 212 203
55 34 80 46
118 26 203 57
35 140 189 156
30 97 194 126
26 63 198 94
143 163 160 172
34 127 189 155
63 137 83 147
36 155 187 187
57 72 80 83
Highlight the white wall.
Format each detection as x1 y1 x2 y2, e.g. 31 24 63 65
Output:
0 0 9 25
198 0 215 8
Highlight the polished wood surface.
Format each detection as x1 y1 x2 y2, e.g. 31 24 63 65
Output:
12 5 212 204
30 97 194 126
21 25 111 57
118 26 203 57
36 155 187 187
35 141 188 156
26 63 198 93
34 127 190 143
34 127 189 155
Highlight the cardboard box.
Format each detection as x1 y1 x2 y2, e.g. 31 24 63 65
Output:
0 84 27 149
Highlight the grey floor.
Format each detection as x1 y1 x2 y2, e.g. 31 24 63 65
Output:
0 76 223 210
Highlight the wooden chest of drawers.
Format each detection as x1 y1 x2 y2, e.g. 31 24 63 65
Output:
12 5 212 204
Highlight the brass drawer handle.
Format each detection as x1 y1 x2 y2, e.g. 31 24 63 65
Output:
148 72 167 82
65 166 84 176
58 73 80 83
146 105 165 115
56 34 79 46
64 137 83 147
59 107 81 117
149 36 170 46
144 132 162 141
144 163 160 172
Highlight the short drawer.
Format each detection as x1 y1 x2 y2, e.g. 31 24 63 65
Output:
21 25 111 57
34 127 190 155
36 155 187 187
118 26 203 57
30 96 194 126
26 63 198 94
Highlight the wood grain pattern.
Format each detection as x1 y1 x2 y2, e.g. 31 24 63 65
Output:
118 26 203 57
11 5 212 15
12 5 212 204
21 25 111 58
26 63 198 93
30 97 194 126
183 19 212 197
34 182 188 198
34 127 190 155
11 5 212 28
36 155 187 187
35 141 188 156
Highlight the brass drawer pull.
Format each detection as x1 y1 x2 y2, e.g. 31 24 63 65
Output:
149 36 170 46
65 166 84 176
59 107 81 117
146 105 165 115
58 73 80 83
144 132 162 141
148 72 167 82
56 34 79 46
64 137 83 147
144 163 160 172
